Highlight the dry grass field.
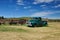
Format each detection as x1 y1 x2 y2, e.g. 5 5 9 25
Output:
0 22 60 40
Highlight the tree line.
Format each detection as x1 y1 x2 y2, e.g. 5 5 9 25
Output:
0 16 60 22
48 19 60 22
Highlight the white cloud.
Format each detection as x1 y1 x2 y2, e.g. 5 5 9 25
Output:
54 4 60 8
24 6 31 9
31 11 53 17
16 0 24 5
33 0 54 4
40 5 46 7
39 5 48 9
45 0 54 3
31 11 60 17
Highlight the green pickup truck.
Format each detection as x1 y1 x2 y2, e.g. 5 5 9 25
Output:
27 17 48 27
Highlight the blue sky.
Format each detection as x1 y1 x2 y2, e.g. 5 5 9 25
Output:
0 0 60 19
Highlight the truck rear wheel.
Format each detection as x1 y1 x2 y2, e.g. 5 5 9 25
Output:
28 25 35 27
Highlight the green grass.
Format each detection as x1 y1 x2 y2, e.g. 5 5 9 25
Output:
0 25 27 32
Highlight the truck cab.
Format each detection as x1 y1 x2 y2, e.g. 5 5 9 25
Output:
27 17 48 27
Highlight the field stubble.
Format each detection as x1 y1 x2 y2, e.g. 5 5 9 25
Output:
0 22 60 40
